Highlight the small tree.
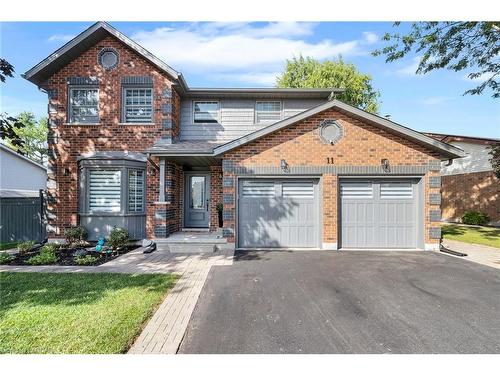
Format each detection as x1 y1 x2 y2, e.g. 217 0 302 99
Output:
277 55 380 113
6 112 48 164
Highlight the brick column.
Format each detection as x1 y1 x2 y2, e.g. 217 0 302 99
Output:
209 165 223 231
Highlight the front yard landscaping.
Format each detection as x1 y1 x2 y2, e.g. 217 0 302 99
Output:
442 224 500 248
0 226 140 267
0 272 178 353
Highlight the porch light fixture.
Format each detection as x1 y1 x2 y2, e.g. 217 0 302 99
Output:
280 159 289 172
381 158 390 173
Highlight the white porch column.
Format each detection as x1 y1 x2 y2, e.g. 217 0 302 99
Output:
159 158 166 202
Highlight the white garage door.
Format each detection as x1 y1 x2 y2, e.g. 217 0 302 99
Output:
340 179 419 248
238 179 319 248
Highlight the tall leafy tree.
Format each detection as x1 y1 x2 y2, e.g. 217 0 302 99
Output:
373 22 500 98
0 58 25 148
276 56 380 113
6 112 48 164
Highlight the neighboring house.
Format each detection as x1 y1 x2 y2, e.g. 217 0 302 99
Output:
0 143 47 197
425 133 500 225
0 143 48 242
23 22 465 250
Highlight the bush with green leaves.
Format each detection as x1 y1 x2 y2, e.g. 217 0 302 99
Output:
462 211 490 226
17 240 35 254
65 226 87 247
0 251 14 264
74 254 99 266
26 245 57 265
107 227 129 250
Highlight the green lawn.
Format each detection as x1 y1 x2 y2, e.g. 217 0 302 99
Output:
442 224 500 248
0 272 178 354
0 242 19 251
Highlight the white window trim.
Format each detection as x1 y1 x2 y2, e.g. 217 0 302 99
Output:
68 86 99 124
255 100 283 124
121 87 154 124
192 100 220 124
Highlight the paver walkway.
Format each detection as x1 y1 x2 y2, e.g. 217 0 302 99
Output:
442 239 500 269
0 246 234 354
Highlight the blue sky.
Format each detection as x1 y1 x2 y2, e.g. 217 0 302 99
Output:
1 21 498 138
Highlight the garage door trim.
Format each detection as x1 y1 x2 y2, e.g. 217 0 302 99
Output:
236 176 322 249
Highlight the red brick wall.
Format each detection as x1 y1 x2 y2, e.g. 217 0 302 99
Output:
43 35 180 238
222 108 442 246
442 171 500 223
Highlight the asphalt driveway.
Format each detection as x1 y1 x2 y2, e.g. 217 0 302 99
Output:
178 251 500 354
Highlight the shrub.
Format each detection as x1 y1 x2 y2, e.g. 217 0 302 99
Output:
17 240 35 255
65 226 88 247
26 246 57 265
216 203 223 212
107 227 129 250
0 251 14 264
42 243 61 252
74 254 99 266
462 211 490 226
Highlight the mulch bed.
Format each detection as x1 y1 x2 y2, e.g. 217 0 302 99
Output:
5 244 141 266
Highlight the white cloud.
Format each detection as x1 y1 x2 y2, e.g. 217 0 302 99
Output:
131 22 372 86
395 56 421 76
419 96 453 105
214 72 280 86
48 34 75 43
363 31 378 44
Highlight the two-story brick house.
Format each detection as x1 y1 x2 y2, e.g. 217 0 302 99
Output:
23 22 465 251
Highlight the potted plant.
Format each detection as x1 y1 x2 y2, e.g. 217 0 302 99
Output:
216 203 223 228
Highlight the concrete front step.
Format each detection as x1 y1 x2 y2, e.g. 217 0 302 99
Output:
155 231 232 254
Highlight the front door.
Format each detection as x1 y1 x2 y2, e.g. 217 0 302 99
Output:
184 173 210 228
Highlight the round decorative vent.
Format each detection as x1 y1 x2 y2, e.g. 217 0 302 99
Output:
319 120 343 144
98 48 119 70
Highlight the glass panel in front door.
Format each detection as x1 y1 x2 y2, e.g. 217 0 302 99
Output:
191 176 205 209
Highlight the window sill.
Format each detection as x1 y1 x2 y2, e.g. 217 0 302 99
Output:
65 123 100 126
119 123 156 126
154 201 172 205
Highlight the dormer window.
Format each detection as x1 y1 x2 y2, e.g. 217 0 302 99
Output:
193 101 219 123
255 101 282 123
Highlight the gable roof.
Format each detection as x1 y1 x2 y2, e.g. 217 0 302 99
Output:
23 22 343 100
213 100 466 160
424 132 500 146
0 143 47 171
23 21 188 89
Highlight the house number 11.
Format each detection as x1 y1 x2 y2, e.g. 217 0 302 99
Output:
326 157 334 164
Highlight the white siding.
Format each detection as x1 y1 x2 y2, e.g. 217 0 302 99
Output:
0 146 47 193
180 99 324 141
441 141 493 176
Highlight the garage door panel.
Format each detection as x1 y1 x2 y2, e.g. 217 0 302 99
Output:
238 179 318 248
341 179 418 248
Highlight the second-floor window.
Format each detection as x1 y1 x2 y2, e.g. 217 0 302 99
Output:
193 101 219 123
123 88 153 123
69 87 99 124
255 101 282 123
